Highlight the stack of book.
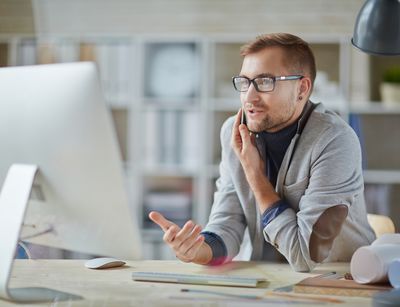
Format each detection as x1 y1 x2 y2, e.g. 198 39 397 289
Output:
96 42 133 108
144 110 200 170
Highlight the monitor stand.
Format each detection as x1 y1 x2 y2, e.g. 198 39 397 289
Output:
0 164 82 302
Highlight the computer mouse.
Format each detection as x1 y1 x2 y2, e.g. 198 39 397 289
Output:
84 257 126 269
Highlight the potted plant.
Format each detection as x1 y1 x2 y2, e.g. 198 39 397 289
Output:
380 67 400 105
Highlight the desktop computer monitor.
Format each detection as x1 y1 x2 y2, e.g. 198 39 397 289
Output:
0 62 142 262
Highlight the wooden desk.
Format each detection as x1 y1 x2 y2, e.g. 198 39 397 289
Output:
5 260 371 306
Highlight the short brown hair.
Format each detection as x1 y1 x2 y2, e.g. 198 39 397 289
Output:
240 33 316 86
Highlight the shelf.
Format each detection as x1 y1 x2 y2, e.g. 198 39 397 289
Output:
141 99 201 111
141 165 199 177
140 163 201 177
363 170 400 184
209 98 241 111
350 102 400 114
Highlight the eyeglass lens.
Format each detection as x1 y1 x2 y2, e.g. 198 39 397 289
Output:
234 77 274 92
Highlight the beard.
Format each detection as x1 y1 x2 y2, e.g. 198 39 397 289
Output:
246 99 297 133
247 115 273 132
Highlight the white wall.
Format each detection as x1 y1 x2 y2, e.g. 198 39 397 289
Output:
32 0 365 36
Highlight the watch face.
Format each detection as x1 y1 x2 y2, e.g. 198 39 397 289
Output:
146 43 200 98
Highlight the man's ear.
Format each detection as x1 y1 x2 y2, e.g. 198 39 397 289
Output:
298 77 312 101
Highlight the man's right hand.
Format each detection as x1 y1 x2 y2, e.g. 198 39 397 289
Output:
148 211 212 264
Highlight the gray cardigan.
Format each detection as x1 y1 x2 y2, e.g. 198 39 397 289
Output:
203 102 375 271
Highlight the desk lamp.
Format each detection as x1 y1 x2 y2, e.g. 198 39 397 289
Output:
352 0 400 56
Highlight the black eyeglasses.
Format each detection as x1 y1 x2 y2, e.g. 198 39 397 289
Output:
232 75 304 92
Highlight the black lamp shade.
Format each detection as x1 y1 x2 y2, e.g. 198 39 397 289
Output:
352 0 400 56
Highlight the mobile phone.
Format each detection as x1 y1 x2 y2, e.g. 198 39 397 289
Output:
241 108 247 126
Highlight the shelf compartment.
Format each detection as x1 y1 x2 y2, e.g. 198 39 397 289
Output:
110 108 129 162
365 183 400 232
142 109 201 171
212 42 243 99
16 38 37 65
352 113 400 170
370 56 400 102
94 41 136 108
142 176 194 230
143 42 201 100
309 43 345 112
0 43 9 67
210 110 237 165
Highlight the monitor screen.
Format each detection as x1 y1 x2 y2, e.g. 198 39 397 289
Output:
0 62 141 260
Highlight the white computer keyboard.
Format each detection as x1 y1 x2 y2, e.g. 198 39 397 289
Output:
132 271 266 287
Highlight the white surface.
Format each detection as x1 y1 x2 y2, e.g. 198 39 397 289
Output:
85 257 126 269
0 62 141 260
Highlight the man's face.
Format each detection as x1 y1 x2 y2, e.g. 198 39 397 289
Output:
239 47 304 133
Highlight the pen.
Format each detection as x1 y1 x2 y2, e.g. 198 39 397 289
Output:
319 271 336 278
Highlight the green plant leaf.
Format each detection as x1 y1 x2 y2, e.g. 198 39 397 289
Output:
383 67 400 83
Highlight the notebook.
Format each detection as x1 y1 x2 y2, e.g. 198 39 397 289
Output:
132 271 267 288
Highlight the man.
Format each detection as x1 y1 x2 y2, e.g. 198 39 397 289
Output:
149 33 375 272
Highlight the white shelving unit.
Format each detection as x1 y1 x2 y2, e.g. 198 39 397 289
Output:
363 170 400 185
1 32 399 259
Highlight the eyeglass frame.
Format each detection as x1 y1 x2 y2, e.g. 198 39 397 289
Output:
232 74 304 93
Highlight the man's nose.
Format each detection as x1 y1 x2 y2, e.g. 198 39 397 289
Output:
243 82 261 103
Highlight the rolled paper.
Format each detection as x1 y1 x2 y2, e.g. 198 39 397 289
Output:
388 259 400 288
350 244 400 284
372 233 400 246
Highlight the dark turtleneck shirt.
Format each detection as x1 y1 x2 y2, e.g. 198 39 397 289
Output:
259 119 298 188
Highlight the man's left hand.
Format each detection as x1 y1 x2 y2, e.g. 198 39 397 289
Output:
231 108 280 213
231 108 265 180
